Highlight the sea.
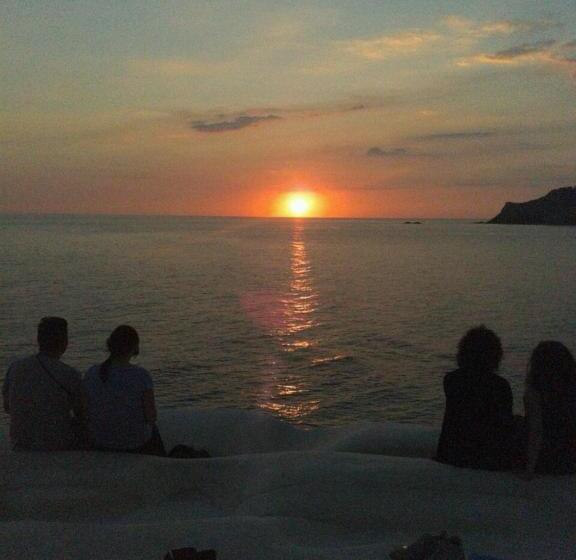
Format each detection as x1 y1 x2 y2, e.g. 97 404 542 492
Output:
1 214 575 427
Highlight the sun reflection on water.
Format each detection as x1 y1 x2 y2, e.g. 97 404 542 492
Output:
280 222 318 344
257 221 321 422
259 398 321 420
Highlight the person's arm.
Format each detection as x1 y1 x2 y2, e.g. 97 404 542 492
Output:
142 389 157 425
524 388 543 480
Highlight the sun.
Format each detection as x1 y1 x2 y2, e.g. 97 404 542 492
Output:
283 192 316 217
288 194 312 217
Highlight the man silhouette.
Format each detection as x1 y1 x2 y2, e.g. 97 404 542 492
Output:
3 317 85 450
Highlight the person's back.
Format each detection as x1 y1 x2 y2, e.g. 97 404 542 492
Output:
82 325 161 455
2 318 83 451
83 363 153 450
524 341 576 476
437 368 513 469
539 388 576 473
436 326 514 470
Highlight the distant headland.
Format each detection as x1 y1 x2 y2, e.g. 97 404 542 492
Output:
488 186 576 225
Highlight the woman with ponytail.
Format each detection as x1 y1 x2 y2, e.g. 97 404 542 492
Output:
524 341 576 478
83 325 165 455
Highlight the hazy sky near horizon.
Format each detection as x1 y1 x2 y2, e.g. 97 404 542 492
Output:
2 1 576 218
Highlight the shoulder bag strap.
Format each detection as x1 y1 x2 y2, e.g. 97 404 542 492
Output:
36 355 73 397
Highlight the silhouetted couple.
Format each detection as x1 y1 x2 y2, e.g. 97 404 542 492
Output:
3 317 165 455
436 326 576 478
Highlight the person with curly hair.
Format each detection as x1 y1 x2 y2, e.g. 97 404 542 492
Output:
436 326 516 470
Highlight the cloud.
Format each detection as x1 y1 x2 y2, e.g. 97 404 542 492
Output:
366 147 409 158
343 16 562 63
544 40 576 65
190 114 281 133
181 98 390 133
444 15 561 38
365 146 439 159
415 131 496 141
345 30 441 60
458 39 557 66
294 102 377 117
487 39 556 61
557 56 576 65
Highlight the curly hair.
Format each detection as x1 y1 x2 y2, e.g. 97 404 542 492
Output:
457 325 503 373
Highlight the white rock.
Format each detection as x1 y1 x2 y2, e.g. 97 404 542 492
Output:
1 407 575 559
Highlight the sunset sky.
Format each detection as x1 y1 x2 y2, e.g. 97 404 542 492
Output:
1 1 575 218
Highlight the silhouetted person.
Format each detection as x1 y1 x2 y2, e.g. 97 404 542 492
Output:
524 341 576 477
2 317 85 451
83 325 165 456
436 326 515 470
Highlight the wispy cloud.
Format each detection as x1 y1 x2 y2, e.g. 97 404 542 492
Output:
345 30 441 60
457 39 570 67
558 56 576 65
344 15 562 62
444 15 561 38
181 98 391 133
557 40 576 63
339 16 576 86
492 39 557 60
463 39 557 66
190 114 281 133
415 131 497 141
366 147 409 158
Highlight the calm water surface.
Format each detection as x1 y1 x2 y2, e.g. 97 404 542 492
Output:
1 215 575 427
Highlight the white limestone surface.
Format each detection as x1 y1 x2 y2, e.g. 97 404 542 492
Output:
1 408 575 560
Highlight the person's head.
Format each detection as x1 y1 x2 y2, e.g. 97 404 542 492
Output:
99 325 139 383
528 341 576 393
457 325 503 373
37 317 68 356
106 325 139 360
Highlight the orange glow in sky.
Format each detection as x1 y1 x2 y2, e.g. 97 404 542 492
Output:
2 3 573 219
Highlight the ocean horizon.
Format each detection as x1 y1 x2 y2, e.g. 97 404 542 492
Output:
1 214 575 427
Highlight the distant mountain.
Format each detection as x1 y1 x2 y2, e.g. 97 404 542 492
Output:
488 187 576 225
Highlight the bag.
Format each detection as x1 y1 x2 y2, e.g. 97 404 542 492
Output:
168 444 211 459
164 547 216 560
390 532 466 560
